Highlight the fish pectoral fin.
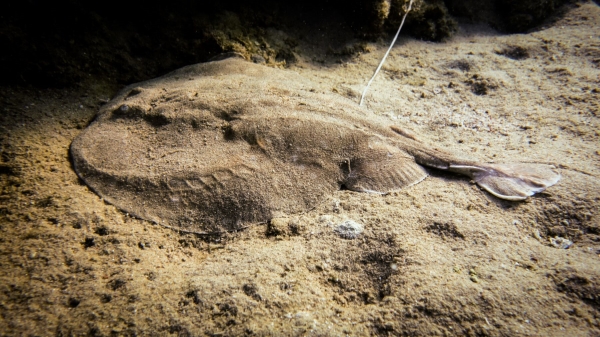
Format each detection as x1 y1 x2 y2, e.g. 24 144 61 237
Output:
344 148 428 194
450 163 561 201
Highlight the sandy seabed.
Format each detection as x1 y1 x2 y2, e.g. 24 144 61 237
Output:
0 2 599 336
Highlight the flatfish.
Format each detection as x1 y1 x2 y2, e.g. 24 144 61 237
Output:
70 57 560 233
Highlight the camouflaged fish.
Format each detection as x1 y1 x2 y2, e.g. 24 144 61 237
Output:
71 57 560 233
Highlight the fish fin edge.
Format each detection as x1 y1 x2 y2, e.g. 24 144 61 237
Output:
450 163 561 200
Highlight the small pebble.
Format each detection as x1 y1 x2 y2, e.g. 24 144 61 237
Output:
334 219 364 239
550 236 573 249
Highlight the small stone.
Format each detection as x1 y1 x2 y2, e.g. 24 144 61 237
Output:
267 217 290 237
469 268 479 283
550 236 573 249
334 220 364 239
332 200 340 213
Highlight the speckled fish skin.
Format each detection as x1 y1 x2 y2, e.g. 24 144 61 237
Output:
70 57 560 234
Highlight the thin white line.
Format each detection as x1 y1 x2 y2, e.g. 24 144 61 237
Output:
360 0 414 106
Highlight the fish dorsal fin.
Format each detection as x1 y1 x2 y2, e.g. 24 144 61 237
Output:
450 163 561 201
343 141 428 194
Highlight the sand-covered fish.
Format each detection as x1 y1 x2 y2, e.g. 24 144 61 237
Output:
71 57 560 233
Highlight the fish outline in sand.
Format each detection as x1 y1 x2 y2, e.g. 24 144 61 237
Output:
70 57 560 234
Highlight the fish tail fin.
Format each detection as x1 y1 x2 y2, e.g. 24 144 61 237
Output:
449 163 561 200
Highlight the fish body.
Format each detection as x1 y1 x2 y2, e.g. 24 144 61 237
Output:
71 57 560 233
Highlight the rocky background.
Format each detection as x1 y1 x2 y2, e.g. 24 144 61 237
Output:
1 0 574 88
